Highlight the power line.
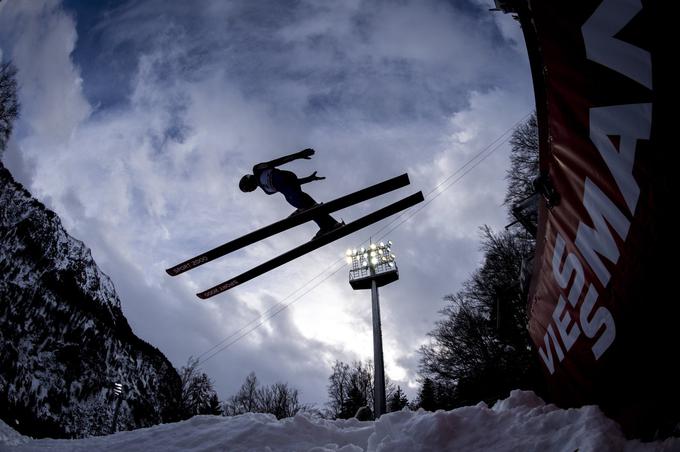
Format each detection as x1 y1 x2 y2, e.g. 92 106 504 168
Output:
199 265 346 364
368 112 530 239
195 255 346 361
195 112 530 364
373 114 530 241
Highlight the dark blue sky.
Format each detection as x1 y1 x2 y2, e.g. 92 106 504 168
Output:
63 0 512 121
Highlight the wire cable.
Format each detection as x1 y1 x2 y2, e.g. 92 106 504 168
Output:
199 263 346 364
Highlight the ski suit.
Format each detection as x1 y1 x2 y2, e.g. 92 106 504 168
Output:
253 164 339 231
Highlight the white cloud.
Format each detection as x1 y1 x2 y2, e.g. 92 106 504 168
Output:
409 88 533 242
1 0 534 405
0 1 90 153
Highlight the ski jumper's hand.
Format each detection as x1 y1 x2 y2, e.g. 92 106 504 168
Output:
298 148 315 159
299 171 325 185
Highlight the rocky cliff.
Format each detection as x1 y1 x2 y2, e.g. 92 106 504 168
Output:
0 163 182 438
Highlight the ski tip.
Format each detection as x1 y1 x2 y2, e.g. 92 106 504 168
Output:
166 255 210 277
197 279 240 299
196 286 221 299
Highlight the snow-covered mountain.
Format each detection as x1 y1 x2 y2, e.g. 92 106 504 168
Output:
0 163 182 438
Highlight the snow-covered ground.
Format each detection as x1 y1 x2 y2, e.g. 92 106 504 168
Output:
1 391 677 452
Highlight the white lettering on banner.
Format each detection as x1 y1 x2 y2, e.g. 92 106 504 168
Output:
575 178 631 287
579 284 616 359
553 296 581 352
537 0 652 375
590 103 652 214
540 229 619 373
552 234 585 307
539 324 564 375
582 0 652 89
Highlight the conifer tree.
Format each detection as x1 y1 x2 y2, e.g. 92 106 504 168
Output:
178 357 220 418
388 386 408 412
417 378 437 411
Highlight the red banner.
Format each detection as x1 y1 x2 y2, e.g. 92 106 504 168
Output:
523 0 676 437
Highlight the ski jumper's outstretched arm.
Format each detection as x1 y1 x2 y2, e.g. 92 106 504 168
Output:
298 171 325 185
254 148 315 171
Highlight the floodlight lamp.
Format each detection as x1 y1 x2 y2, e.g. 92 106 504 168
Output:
362 260 369 268
388 262 395 268
379 242 385 248
360 247 366 254
352 249 358 256
388 240 393 246
346 249 352 256
371 257 378 266
346 257 353 265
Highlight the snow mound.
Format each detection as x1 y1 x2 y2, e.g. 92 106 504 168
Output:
1 391 678 451
0 419 29 447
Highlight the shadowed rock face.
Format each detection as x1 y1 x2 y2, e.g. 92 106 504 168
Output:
0 164 182 438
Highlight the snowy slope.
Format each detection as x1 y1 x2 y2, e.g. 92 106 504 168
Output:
0 164 182 438
1 390 677 452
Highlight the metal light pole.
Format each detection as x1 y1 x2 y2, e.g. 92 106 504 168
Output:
347 241 398 418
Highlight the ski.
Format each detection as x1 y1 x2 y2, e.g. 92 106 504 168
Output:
166 173 411 276
196 191 424 299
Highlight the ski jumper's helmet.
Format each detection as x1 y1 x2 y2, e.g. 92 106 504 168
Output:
239 174 258 192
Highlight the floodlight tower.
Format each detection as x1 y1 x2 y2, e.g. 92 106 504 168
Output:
346 240 398 418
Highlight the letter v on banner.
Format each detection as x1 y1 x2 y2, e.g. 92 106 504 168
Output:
582 0 652 89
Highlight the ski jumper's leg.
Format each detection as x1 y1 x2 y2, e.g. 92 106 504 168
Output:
274 171 339 229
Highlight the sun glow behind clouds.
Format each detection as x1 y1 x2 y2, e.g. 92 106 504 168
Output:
295 301 374 361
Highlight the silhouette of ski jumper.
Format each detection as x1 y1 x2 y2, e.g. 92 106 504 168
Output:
239 148 342 237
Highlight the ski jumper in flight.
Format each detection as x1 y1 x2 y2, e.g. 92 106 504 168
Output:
239 148 343 238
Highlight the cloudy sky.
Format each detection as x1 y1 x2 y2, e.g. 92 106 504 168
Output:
0 0 533 406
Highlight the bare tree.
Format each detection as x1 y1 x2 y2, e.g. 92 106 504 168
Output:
257 382 303 419
224 372 306 419
504 113 539 209
417 111 543 409
178 357 220 418
224 372 259 416
0 61 20 154
326 360 394 419
419 226 541 407
326 361 350 418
